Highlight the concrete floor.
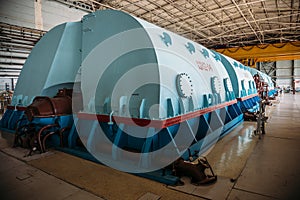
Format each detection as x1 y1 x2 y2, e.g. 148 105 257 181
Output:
231 93 300 200
0 93 299 200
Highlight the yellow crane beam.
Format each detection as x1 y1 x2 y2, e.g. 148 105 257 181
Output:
214 41 300 67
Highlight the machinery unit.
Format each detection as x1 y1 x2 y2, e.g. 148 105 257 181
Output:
218 54 260 113
0 21 81 131
0 10 272 183
249 68 277 99
13 89 73 155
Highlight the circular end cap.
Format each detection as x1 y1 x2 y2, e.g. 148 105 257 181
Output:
176 73 194 98
211 76 222 94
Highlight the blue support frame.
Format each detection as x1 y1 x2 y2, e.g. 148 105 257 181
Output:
0 100 246 185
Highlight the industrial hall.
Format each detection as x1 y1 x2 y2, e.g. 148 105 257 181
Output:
0 0 299 199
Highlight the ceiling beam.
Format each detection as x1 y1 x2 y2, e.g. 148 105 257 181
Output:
231 0 262 43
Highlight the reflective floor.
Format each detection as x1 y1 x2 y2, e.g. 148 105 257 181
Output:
206 121 258 179
1 93 300 200
231 93 300 200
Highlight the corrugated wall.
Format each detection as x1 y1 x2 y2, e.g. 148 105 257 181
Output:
0 0 87 30
276 60 293 87
295 60 300 90
276 60 300 90
0 0 35 29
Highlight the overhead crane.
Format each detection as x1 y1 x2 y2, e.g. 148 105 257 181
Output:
214 41 300 68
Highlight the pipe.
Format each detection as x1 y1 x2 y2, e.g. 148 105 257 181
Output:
108 111 114 125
